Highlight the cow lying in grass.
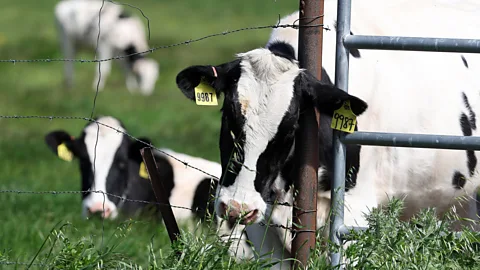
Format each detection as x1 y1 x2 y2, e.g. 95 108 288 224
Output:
54 0 159 95
44 116 252 260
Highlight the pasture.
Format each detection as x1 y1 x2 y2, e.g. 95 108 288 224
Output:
2 0 480 269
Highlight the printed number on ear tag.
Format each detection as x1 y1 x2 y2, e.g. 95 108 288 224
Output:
57 143 73 162
330 100 357 133
194 81 218 106
139 162 149 179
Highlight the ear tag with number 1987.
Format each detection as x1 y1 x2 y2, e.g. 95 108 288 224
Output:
194 80 218 106
330 100 357 133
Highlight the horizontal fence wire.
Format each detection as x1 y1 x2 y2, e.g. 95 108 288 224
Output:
0 189 313 233
0 23 328 64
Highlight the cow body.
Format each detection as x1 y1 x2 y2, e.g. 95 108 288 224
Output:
54 0 159 95
176 1 480 268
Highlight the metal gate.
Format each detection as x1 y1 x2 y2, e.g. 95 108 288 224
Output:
330 0 480 268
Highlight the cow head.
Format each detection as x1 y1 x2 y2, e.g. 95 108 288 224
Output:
176 41 368 225
44 116 153 219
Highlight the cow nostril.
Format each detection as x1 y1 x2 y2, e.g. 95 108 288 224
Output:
219 202 228 216
242 209 259 224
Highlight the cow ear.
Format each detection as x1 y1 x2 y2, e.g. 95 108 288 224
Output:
300 72 368 116
128 137 153 164
176 65 222 102
44 130 76 162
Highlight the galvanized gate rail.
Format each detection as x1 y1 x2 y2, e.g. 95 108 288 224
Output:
331 0 480 268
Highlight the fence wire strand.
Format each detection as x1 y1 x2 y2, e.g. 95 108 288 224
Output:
0 189 311 233
0 24 327 64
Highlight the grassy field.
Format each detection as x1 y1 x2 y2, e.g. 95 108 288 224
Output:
0 0 297 267
3 1 480 269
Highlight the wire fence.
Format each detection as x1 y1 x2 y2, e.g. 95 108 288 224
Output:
0 0 325 267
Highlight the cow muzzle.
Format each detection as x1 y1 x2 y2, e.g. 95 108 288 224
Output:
87 202 115 219
218 200 259 226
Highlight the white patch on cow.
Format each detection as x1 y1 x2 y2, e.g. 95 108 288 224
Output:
82 116 125 219
215 48 302 223
156 148 222 221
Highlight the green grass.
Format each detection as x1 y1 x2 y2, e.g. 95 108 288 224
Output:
0 0 297 267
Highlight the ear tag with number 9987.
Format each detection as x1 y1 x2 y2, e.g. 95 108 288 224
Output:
330 100 357 133
194 80 218 106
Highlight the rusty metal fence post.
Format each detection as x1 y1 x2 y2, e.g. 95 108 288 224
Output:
291 0 324 269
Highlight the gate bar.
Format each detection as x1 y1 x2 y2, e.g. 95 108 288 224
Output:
330 0 351 267
344 35 480 53
342 132 480 150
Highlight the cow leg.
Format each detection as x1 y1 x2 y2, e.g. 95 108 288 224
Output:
55 16 75 89
125 71 138 93
119 58 138 93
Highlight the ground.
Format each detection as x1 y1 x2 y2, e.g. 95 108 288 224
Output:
0 0 296 266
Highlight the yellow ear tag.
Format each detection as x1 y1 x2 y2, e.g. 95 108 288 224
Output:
330 100 357 133
57 143 73 162
139 162 149 179
194 80 218 106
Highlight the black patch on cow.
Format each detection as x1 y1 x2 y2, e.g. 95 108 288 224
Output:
118 10 131 19
459 112 477 176
267 41 296 61
467 151 477 177
117 161 159 219
254 95 299 201
461 55 469 68
218 86 246 188
460 113 472 136
462 92 476 130
192 178 218 221
452 171 467 189
124 44 144 66
104 135 131 204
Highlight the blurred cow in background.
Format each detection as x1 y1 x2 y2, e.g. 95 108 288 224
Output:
54 0 159 95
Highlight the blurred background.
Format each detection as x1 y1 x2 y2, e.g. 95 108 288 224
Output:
0 0 297 265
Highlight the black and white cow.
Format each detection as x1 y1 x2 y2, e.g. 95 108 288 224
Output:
44 116 254 259
54 0 159 95
44 116 221 222
175 1 480 267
